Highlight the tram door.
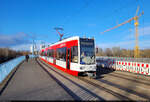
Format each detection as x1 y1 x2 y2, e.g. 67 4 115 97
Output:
53 50 56 65
67 48 70 69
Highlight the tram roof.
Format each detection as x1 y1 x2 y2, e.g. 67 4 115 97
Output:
49 36 79 47
43 36 94 50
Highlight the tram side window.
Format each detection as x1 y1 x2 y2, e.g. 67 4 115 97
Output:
41 51 45 56
56 49 59 60
56 48 66 61
71 46 78 63
47 49 53 58
47 50 50 57
42 52 44 56
51 50 54 58
44 51 47 56
49 50 54 58
43 51 44 56
47 49 50 57
43 51 46 56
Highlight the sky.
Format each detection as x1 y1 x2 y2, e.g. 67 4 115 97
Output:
0 0 150 51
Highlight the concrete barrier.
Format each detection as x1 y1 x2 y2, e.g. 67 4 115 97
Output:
0 56 25 83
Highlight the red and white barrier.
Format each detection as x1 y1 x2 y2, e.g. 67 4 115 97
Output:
137 63 140 74
141 63 149 75
96 57 150 76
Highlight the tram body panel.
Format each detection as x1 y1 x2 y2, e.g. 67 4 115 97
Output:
39 36 96 76
47 57 53 63
56 59 66 69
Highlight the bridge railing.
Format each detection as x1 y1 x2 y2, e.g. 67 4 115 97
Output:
0 56 25 83
96 56 150 76
96 56 150 63
29 55 38 58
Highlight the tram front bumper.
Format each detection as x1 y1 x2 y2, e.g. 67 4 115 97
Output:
80 65 96 72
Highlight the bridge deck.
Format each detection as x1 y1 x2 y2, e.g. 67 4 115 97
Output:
1 58 150 101
0 59 73 100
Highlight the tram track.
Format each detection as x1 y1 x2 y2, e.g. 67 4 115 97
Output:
97 78 150 100
37 58 128 100
112 71 150 82
80 76 149 100
98 68 150 86
96 68 150 100
36 58 104 101
99 74 150 92
36 58 80 100
114 70 150 78
103 72 150 86
77 77 131 100
37 58 148 101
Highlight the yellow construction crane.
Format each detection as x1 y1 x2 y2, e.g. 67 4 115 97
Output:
101 6 144 58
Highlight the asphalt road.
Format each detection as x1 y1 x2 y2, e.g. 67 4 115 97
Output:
0 59 73 100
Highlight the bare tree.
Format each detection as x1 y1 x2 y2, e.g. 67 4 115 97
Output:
141 49 150 58
0 48 30 64
112 47 121 57
105 48 113 56
95 46 150 58
96 47 104 56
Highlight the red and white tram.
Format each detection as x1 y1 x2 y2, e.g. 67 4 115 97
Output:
39 36 96 77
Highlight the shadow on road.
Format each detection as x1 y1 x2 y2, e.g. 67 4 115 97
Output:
96 66 115 79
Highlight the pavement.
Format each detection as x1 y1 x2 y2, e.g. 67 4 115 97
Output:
0 59 73 100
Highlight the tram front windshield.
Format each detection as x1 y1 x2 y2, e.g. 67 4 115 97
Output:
80 38 95 65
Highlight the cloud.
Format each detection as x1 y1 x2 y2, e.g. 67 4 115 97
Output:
139 40 150 49
0 32 30 47
98 40 134 49
97 26 150 49
11 44 32 51
11 40 51 51
97 40 150 49
125 26 150 40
